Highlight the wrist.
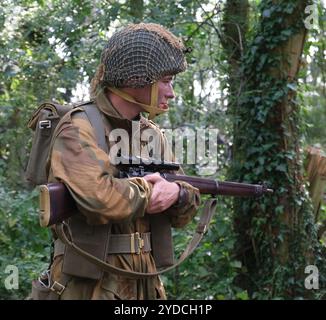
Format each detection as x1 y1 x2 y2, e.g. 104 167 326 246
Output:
171 182 188 208
172 182 181 205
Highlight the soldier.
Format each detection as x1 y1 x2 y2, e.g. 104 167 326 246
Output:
42 23 200 300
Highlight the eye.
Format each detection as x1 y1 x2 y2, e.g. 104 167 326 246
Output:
163 79 173 86
162 76 173 82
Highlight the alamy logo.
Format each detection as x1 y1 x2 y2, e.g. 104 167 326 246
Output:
304 4 319 30
304 265 319 290
107 123 225 176
4 265 19 290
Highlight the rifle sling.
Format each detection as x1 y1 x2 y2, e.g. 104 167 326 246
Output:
54 198 217 279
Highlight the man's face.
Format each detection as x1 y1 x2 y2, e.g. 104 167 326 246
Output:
156 75 176 111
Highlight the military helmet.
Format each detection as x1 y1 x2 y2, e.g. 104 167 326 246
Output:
92 23 187 91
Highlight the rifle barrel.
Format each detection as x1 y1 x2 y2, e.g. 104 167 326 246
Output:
162 173 273 197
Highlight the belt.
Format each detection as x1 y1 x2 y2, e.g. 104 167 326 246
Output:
107 232 151 255
54 232 151 257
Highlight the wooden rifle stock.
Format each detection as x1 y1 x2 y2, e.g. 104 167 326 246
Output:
39 174 273 227
39 183 77 227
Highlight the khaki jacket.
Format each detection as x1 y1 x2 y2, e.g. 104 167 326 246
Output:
48 90 200 299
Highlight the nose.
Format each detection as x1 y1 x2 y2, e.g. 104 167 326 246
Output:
166 83 175 100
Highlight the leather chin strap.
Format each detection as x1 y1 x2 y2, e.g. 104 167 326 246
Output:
108 82 166 120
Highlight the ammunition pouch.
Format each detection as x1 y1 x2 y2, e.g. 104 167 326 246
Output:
30 270 71 300
61 214 111 280
31 279 53 300
57 213 174 280
54 199 217 280
149 214 174 268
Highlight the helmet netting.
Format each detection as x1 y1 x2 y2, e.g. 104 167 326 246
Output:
92 23 187 92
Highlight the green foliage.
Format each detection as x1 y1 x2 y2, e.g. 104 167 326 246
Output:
0 0 325 300
226 0 326 299
319 203 326 246
0 182 50 299
301 9 326 148
164 197 248 300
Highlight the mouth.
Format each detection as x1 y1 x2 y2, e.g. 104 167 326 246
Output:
158 103 169 110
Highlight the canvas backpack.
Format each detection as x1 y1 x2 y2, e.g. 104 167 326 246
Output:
25 101 107 187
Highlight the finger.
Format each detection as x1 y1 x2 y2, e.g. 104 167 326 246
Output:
143 173 163 183
147 199 168 214
146 195 162 214
146 202 159 214
147 205 163 214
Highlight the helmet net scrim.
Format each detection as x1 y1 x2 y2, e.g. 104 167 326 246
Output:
91 23 187 93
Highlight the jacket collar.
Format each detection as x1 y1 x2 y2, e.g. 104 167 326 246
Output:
95 88 141 122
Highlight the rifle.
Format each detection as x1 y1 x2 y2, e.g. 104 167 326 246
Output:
39 157 273 227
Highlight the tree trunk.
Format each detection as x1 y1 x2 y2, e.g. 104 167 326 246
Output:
224 0 325 298
129 0 144 22
221 0 249 113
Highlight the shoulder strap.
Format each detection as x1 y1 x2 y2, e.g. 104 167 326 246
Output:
45 104 109 180
54 198 217 279
82 104 108 154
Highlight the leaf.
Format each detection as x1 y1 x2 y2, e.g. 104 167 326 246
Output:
254 36 264 44
276 164 287 172
287 83 297 91
273 90 285 101
4 65 21 77
281 29 292 37
37 0 45 6
284 5 294 14
251 46 258 55
254 97 261 104
263 9 271 18
236 291 249 300
230 260 242 269
275 205 284 214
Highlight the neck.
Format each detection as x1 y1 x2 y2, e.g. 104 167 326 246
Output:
106 90 143 120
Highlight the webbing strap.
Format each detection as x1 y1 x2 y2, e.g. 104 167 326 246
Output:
55 198 217 279
107 232 151 254
83 104 108 154
108 82 165 120
47 272 71 300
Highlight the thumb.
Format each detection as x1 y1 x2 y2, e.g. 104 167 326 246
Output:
143 172 163 183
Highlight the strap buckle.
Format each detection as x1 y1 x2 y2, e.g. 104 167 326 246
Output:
39 120 52 129
50 281 65 295
38 269 51 288
130 232 144 255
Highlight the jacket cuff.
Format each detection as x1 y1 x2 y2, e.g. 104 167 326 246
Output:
171 182 189 209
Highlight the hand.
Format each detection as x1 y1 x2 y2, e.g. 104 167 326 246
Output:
143 173 180 214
